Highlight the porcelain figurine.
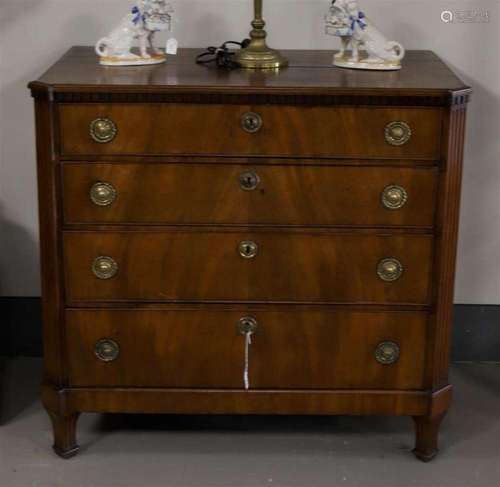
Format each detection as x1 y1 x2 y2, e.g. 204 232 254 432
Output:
325 0 405 70
95 0 173 66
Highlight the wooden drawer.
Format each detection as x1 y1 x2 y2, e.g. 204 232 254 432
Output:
63 164 438 227
63 231 433 304
66 309 427 390
59 104 442 159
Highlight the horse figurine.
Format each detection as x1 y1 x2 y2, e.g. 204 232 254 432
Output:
95 0 173 66
325 0 405 70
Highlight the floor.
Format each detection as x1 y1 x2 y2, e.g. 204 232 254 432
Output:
0 359 499 487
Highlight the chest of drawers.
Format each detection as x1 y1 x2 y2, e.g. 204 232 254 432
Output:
30 47 470 461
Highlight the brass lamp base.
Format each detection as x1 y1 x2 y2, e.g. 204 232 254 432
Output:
235 45 288 70
236 0 288 70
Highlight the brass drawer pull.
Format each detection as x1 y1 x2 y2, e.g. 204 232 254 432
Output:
381 184 408 210
241 112 263 133
377 258 403 282
92 256 118 280
375 341 400 365
95 339 120 362
239 171 260 191
90 181 117 206
385 121 412 146
239 241 258 259
90 118 117 143
238 316 258 335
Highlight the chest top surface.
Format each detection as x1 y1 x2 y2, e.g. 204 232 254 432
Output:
30 47 470 105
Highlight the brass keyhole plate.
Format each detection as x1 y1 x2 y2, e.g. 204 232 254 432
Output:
239 241 258 259
239 171 260 191
238 316 258 335
241 112 263 133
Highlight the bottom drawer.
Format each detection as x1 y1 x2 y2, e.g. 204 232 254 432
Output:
66 309 427 390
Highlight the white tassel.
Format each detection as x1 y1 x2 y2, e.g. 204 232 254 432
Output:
244 331 252 390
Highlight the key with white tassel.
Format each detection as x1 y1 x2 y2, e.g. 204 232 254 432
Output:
238 316 258 390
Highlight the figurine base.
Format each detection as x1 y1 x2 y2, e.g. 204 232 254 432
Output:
333 53 401 71
99 53 166 66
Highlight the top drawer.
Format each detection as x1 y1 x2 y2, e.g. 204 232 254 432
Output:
59 104 442 159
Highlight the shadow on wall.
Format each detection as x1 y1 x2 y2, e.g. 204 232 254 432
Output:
0 203 41 354
0 357 43 425
0 203 42 423
0 202 40 297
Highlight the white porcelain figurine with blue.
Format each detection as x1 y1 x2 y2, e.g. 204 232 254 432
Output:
95 0 174 66
325 0 405 70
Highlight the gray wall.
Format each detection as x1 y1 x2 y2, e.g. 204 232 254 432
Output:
1 0 499 303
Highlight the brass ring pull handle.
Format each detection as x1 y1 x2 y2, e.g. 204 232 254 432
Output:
381 184 408 210
90 181 117 207
241 112 263 133
90 118 117 143
238 316 258 335
239 241 258 259
385 121 412 146
375 341 400 365
239 171 260 191
92 256 118 280
377 258 403 282
95 339 120 362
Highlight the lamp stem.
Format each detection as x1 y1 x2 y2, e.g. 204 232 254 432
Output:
234 0 288 69
255 0 262 19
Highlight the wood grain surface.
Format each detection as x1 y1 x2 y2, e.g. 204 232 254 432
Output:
31 48 469 99
62 163 438 227
66 309 427 390
63 231 433 304
30 47 470 460
59 104 442 158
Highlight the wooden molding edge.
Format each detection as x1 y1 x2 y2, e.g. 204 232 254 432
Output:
41 384 434 416
28 83 471 107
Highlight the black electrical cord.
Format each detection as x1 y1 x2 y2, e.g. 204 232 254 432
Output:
196 39 251 70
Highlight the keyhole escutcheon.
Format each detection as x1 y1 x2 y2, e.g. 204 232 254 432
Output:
239 171 260 191
239 240 259 259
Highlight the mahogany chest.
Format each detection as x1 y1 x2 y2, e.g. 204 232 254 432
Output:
29 47 470 460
